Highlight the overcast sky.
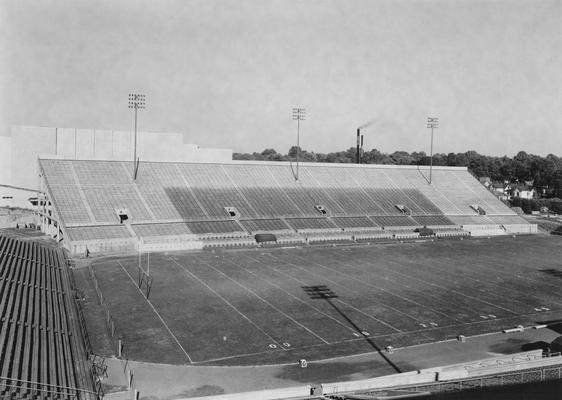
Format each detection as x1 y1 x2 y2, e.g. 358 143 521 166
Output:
1 0 561 156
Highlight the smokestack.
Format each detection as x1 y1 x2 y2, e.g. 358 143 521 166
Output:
356 128 360 164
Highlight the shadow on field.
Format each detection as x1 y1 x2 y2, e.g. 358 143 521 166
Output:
302 285 402 374
521 341 551 352
545 320 562 335
487 338 529 354
538 268 562 279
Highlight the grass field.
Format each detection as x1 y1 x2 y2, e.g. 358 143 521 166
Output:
77 235 562 366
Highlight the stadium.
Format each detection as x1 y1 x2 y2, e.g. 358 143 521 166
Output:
1 126 562 399
2 1 562 399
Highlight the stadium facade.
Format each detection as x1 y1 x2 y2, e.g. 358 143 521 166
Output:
37 159 537 255
0 125 232 208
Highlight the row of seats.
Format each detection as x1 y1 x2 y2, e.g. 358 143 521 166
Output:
0 235 90 398
72 214 459 241
40 160 515 226
67 225 132 242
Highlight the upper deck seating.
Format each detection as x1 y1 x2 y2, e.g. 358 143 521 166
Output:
38 159 532 252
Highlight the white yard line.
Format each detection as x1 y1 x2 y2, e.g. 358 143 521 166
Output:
260 253 404 332
196 256 331 345
288 251 460 322
168 258 287 350
117 261 193 364
236 255 372 335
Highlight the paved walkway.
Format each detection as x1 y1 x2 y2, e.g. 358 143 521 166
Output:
101 325 561 400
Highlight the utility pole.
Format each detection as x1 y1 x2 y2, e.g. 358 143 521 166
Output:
292 107 306 181
128 93 146 180
426 117 439 184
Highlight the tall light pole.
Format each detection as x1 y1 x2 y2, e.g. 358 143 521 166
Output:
292 107 306 181
426 117 439 184
128 93 146 180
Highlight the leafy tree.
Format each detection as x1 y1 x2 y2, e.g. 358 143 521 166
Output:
234 145 561 197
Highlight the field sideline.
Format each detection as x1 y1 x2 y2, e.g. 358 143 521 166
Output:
76 235 562 366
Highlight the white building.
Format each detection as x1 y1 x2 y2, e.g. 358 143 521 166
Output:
0 125 232 208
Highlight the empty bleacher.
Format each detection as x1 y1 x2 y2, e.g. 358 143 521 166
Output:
285 217 339 232
67 225 132 242
37 159 537 254
412 215 455 227
370 215 417 228
239 219 292 233
0 233 94 398
331 216 380 230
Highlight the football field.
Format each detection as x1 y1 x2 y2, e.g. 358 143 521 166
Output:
80 235 562 366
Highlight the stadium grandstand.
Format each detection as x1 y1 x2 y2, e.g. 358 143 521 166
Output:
0 232 98 399
36 159 537 256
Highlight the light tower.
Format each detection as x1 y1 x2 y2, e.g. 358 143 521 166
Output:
426 116 439 184
128 93 146 180
292 107 306 181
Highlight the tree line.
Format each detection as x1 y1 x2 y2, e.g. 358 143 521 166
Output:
234 147 562 196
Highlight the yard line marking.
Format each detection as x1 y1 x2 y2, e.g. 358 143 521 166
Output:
237 254 402 334
441 248 562 296
272 252 457 324
352 241 562 307
194 255 330 345
329 251 521 316
375 257 521 315
255 254 405 331
168 258 286 350
420 255 556 309
192 347 287 365
117 261 193 364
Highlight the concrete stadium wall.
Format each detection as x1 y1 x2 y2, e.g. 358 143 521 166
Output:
0 136 13 204
3 125 232 208
12 126 56 190
177 385 312 400
176 351 562 400
321 370 437 395
0 136 11 185
69 238 137 256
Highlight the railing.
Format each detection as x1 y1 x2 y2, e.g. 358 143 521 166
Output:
0 376 98 400
68 265 103 398
89 266 140 400
365 361 562 397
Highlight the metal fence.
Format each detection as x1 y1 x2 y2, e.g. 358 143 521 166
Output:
89 266 140 400
0 376 98 400
367 363 562 396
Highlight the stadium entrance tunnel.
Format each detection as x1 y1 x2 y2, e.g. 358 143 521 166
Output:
224 206 239 219
314 204 327 215
255 233 277 243
470 204 487 215
115 208 130 224
395 204 409 215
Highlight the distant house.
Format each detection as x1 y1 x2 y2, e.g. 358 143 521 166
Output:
491 181 510 201
479 177 492 188
510 184 536 200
